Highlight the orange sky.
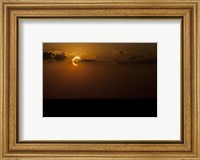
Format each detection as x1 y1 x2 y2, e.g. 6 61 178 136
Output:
43 43 156 60
43 43 157 99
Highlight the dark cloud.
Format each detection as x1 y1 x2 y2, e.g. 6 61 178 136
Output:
117 58 157 65
110 50 157 65
129 55 137 60
43 51 67 61
80 58 97 63
119 51 125 55
43 52 54 60
54 54 67 61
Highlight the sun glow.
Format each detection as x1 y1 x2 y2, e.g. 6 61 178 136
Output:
72 56 81 66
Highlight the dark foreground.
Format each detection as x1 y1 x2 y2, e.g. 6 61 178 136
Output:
43 98 157 117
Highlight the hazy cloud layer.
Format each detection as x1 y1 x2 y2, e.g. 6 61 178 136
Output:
43 49 156 64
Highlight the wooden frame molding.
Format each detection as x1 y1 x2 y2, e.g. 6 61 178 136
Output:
0 0 199 159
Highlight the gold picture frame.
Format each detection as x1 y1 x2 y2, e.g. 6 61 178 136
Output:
0 0 199 159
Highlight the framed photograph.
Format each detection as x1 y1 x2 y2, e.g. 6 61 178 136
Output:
43 42 157 117
0 0 199 159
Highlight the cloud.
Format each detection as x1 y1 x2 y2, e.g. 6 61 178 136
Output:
110 50 157 64
43 51 67 61
117 58 157 65
115 51 157 65
80 58 97 63
43 49 157 65
54 54 67 61
43 52 55 60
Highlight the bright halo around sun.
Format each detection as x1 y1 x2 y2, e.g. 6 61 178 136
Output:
72 56 81 66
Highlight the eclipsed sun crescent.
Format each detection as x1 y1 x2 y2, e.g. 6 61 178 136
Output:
72 56 81 66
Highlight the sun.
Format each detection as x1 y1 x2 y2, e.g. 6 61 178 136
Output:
72 56 81 66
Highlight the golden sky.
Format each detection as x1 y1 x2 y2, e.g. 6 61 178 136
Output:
43 43 157 99
43 43 156 63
